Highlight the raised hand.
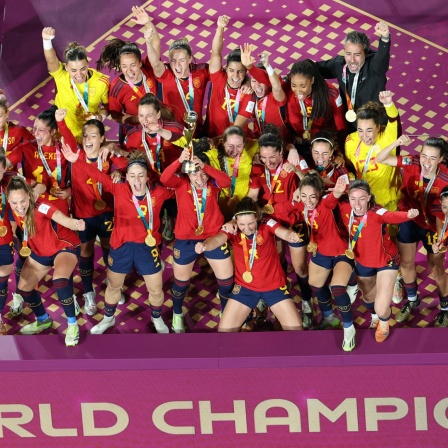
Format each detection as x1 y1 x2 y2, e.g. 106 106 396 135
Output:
132 5 150 25
374 21 390 38
395 134 412 147
379 90 394 105
60 137 80 163
259 51 270 69
42 27 56 40
55 108 67 122
217 15 230 28
240 43 256 68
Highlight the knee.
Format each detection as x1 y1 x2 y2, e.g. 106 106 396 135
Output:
295 264 308 278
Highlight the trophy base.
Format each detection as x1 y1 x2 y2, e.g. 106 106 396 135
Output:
181 160 197 174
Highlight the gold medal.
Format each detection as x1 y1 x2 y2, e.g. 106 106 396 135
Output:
345 249 355 259
242 271 253 283
94 199 107 211
303 131 311 141
145 232 157 247
195 225 204 236
262 204 275 215
439 246 447 254
50 186 61 196
307 242 317 253
20 246 32 257
0 225 7 237
345 110 357 122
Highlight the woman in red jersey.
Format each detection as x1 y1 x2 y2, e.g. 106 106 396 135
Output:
376 136 448 323
56 108 128 316
336 179 419 342
6 176 83 346
96 6 160 143
160 147 233 333
0 98 33 156
196 197 303 332
61 142 174 335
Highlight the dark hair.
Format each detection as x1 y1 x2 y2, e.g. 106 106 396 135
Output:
138 93 175 122
234 197 262 222
192 138 211 167
344 31 370 55
127 151 148 172
0 98 8 113
83 119 105 138
299 172 325 197
216 126 245 173
64 42 88 63
310 130 335 149
169 38 192 57
96 39 142 72
356 101 386 133
289 59 331 120
0 146 6 168
440 185 448 199
6 176 36 236
36 105 58 131
258 123 283 152
349 179 376 208
226 48 243 65
422 137 448 162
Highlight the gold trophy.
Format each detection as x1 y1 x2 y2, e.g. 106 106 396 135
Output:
181 110 199 174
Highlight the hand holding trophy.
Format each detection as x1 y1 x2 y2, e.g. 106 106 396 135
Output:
181 110 199 173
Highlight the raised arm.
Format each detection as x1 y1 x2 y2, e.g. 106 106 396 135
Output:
209 15 230 74
143 28 165 78
260 52 285 103
375 135 412 166
132 5 161 59
372 21 391 74
42 27 60 73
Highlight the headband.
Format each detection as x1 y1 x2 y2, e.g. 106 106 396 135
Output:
127 159 148 171
234 210 257 217
310 137 334 147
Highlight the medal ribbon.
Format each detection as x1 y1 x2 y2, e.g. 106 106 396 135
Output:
348 210 368 251
224 154 241 198
2 122 8 152
191 184 207 228
298 97 313 134
37 144 61 187
87 157 103 199
418 170 438 225
0 186 5 224
438 217 448 247
241 230 258 273
131 187 153 235
354 141 377 179
342 64 360 111
304 207 317 243
318 162 335 179
255 96 268 133
128 72 150 98
70 78 89 113
264 161 283 205
142 129 162 173
175 73 194 112
225 87 242 123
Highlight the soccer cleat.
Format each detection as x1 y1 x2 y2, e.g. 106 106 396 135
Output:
369 313 379 329
435 310 448 328
65 323 80 346
319 314 341 330
151 316 169 334
10 293 24 316
171 313 185 333
83 291 97 316
302 299 314 329
90 315 115 334
20 317 53 335
395 296 421 322
342 325 356 352
0 317 6 335
375 319 390 343
73 295 81 316
392 275 403 304
346 284 359 304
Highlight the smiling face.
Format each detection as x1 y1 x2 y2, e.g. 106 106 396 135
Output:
188 169 209 189
259 146 283 170
169 49 192 79
250 77 270 98
290 74 313 101
349 188 371 216
441 195 448 217
420 145 443 178
126 164 148 196
138 104 161 132
65 59 89 84
0 106 8 131
82 124 104 156
236 213 257 236
297 185 320 210
226 62 246 89
120 53 143 84
8 188 30 217
32 118 55 146
344 42 366 74
223 134 244 158
312 141 334 169
357 119 380 146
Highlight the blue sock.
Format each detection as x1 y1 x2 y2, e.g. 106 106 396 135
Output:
53 278 76 320
17 288 47 319
171 278 190 314
104 302 117 317
403 280 418 300
102 247 110 267
150 304 163 319
330 284 353 328
14 256 25 285
297 274 312 302
311 285 333 317
379 313 391 322
0 275 8 313
216 276 233 310
79 255 94 294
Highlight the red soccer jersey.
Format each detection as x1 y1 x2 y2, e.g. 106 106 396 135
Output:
160 159 231 240
157 63 210 130
0 122 33 156
398 155 448 231
125 122 184 170
316 162 350 189
205 70 255 138
10 200 80 257
221 219 286 291
0 173 15 246
286 82 346 140
72 158 174 249
108 63 158 118
338 201 410 268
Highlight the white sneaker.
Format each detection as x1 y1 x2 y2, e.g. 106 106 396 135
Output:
392 274 403 304
171 312 185 333
152 316 169 333
369 313 379 329
11 293 24 316
73 295 81 316
90 315 115 334
83 291 97 316
346 284 359 304
342 325 356 352
118 293 125 305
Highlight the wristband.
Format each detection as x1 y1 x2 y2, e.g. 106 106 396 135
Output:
381 34 390 42
43 39 53 50
266 65 275 76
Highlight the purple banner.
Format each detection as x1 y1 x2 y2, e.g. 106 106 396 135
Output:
1 365 447 447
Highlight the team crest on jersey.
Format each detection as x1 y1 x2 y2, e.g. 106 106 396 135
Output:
163 140 170 147
232 284 241 295
280 170 288 178
174 248 180 259
256 234 264 245
193 77 201 88
131 95 137 102
89 87 96 96
152 197 156 206
147 79 154 89
108 255 113 267
102 161 110 172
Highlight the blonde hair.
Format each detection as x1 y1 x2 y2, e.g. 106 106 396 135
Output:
6 176 36 237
